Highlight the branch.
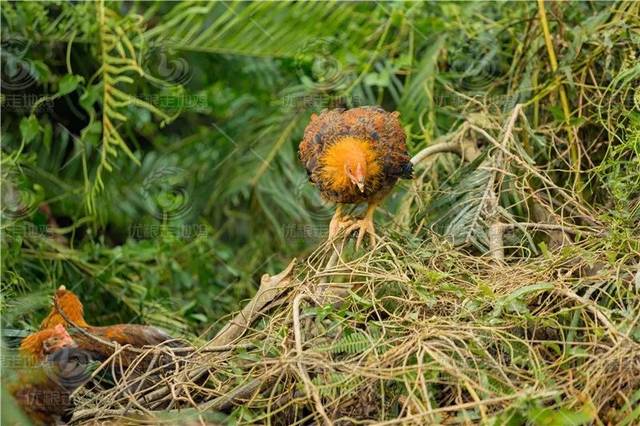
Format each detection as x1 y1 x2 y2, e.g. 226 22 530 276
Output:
537 0 582 194
411 139 480 166
206 258 297 348
117 259 299 410
293 293 332 425
554 286 624 343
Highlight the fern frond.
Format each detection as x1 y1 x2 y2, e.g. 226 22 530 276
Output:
426 152 498 250
311 372 362 399
399 36 444 127
319 330 378 355
90 1 173 214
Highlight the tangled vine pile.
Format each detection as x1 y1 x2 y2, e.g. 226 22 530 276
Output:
70 106 640 424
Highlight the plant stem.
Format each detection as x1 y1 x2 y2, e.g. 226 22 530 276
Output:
537 0 582 196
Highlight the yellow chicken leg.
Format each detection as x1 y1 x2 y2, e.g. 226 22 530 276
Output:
349 201 379 249
328 204 354 240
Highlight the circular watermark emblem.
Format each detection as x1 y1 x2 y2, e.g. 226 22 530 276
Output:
1 167 41 221
286 175 334 240
1 37 37 91
449 31 501 94
141 41 192 89
44 347 95 391
294 38 347 92
141 166 192 221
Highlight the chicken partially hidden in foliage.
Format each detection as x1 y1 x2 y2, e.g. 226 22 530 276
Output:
19 324 77 362
13 287 186 424
11 327 96 425
298 106 413 247
35 286 185 365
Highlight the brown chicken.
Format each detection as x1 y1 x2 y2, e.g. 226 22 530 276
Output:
298 106 413 247
14 288 185 424
11 327 94 425
19 324 77 362
32 286 185 365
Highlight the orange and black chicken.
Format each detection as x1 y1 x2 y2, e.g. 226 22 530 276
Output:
298 106 413 246
14 287 185 424
30 286 185 365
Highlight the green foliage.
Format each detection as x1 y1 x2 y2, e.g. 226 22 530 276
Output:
318 329 378 355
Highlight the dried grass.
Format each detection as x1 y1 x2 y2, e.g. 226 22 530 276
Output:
68 116 640 423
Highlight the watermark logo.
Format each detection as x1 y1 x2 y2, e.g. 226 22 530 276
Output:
449 31 501 94
141 166 192 221
284 175 333 240
137 93 208 112
2 94 54 113
44 347 95 391
1 37 37 91
142 41 192 89
294 38 347 92
1 168 41 221
128 223 206 240
282 94 364 110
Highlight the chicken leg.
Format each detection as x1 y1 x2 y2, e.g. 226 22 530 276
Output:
328 204 354 240
349 201 379 249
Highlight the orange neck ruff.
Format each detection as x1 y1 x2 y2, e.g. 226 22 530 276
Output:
19 324 72 361
319 137 381 194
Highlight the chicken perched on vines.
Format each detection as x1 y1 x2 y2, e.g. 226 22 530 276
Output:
298 106 413 247
11 325 94 425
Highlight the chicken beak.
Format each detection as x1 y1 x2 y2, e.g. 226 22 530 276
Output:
355 162 366 192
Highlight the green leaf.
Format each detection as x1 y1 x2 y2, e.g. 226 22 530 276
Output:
492 283 554 318
505 282 554 301
19 115 40 143
80 83 102 112
57 74 83 96
528 406 594 426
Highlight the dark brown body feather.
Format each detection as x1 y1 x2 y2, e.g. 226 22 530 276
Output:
298 106 412 204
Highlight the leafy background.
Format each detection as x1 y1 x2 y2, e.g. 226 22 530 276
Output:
1 1 639 423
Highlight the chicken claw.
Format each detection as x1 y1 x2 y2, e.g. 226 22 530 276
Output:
347 202 378 249
328 205 354 240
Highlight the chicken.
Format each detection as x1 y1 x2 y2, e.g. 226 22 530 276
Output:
14 288 187 423
298 106 413 247
11 328 95 425
34 286 185 366
40 285 89 329
19 324 77 362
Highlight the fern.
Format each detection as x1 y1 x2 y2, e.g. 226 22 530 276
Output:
90 1 175 214
311 372 362 399
318 330 381 355
425 152 497 250
399 36 444 129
